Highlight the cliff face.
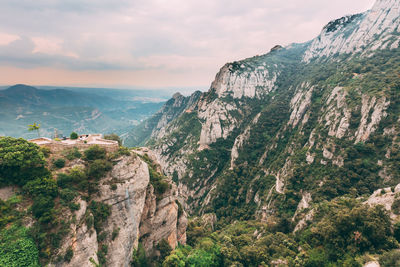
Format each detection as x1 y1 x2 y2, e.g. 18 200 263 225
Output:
303 0 400 61
53 153 186 267
137 0 400 218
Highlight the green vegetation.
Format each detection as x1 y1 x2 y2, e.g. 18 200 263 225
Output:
139 153 169 200
158 198 398 266
52 158 66 169
84 145 107 161
70 132 78 140
0 136 122 265
28 123 41 138
143 47 400 266
0 137 48 186
0 225 40 267
62 147 82 160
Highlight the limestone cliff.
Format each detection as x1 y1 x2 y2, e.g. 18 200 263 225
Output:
52 152 186 267
133 0 400 219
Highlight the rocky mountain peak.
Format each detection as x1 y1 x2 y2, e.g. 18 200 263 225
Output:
172 92 183 99
303 0 400 61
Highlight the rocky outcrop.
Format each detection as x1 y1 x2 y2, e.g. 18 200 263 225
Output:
365 184 400 219
230 113 261 168
54 153 187 267
303 0 400 62
355 95 390 142
211 62 278 99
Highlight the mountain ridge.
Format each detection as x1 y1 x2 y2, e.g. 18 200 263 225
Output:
131 0 400 223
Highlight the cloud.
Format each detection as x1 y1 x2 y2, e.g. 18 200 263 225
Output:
0 0 376 87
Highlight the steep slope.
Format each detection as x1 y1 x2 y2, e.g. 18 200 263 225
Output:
125 91 202 146
0 137 186 266
304 0 400 61
54 153 186 267
137 0 400 221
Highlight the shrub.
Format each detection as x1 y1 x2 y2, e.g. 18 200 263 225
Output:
64 247 73 262
53 158 66 169
69 202 80 211
57 167 88 191
393 222 400 242
132 243 148 267
157 239 172 262
392 198 400 215
305 248 329 267
0 226 40 267
40 147 51 158
87 160 112 180
63 147 81 160
149 167 169 199
109 147 131 159
379 250 400 267
70 132 78 140
59 188 78 203
31 195 54 220
84 145 106 161
89 201 111 233
0 137 47 186
112 228 120 241
23 177 58 198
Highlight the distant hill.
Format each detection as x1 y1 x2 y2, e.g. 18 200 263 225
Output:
0 84 165 140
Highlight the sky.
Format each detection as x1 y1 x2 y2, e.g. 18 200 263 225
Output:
0 0 376 90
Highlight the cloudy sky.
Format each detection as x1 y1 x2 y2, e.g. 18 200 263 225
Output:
0 0 375 90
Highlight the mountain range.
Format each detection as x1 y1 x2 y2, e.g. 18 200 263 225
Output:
129 0 400 234
2 0 400 266
0 84 166 140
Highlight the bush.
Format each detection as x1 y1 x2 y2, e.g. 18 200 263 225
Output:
394 222 400 242
305 248 329 267
64 247 73 262
0 226 40 267
132 243 148 267
112 228 120 241
32 195 54 219
87 159 112 180
89 201 111 233
84 145 106 161
40 147 51 158
59 188 78 203
63 147 82 160
0 137 47 186
157 239 172 262
109 147 131 159
23 177 58 198
379 250 400 267
391 198 400 215
53 158 66 169
149 167 169 199
57 167 88 191
70 132 78 140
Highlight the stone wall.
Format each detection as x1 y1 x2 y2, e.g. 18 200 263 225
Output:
40 142 119 153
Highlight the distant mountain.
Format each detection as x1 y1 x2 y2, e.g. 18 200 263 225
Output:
0 84 165 140
0 84 122 109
